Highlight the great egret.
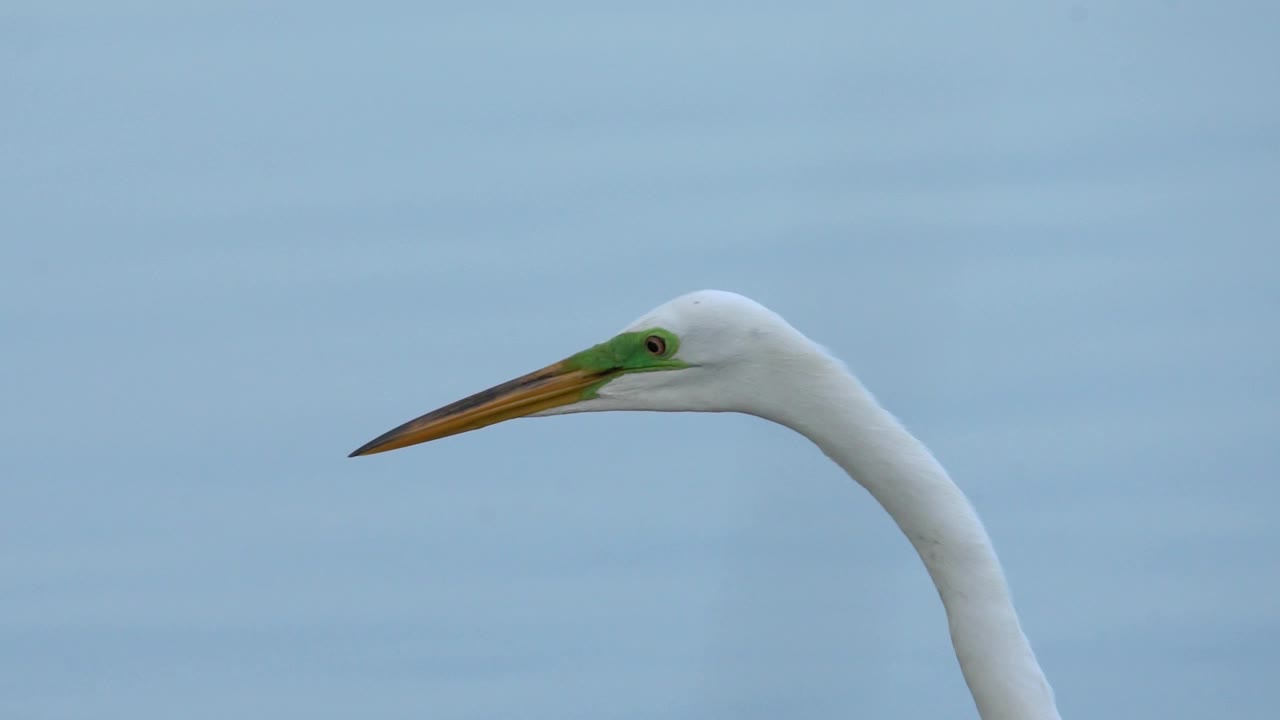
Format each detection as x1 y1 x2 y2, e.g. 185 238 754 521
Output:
350 290 1061 720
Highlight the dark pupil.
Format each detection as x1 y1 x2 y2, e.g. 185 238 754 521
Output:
646 337 664 354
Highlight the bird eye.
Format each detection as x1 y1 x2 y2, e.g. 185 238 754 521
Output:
644 334 667 356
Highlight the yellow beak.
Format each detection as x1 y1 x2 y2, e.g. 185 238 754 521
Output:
348 359 609 457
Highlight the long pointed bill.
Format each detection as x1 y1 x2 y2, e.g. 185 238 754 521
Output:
348 360 610 457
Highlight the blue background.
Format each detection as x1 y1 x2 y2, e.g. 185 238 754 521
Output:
4 2 1278 718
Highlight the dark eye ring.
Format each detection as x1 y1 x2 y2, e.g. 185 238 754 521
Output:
644 335 667 356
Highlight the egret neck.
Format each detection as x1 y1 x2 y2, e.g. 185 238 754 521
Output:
760 354 1060 720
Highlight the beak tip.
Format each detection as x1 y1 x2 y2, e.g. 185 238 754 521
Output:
346 359 594 461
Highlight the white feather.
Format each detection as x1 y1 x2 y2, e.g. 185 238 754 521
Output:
542 290 1060 720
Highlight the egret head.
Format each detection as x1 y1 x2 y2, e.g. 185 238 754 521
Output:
348 290 821 457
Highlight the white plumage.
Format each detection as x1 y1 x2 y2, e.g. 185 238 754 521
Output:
355 289 1061 719
541 291 1061 719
